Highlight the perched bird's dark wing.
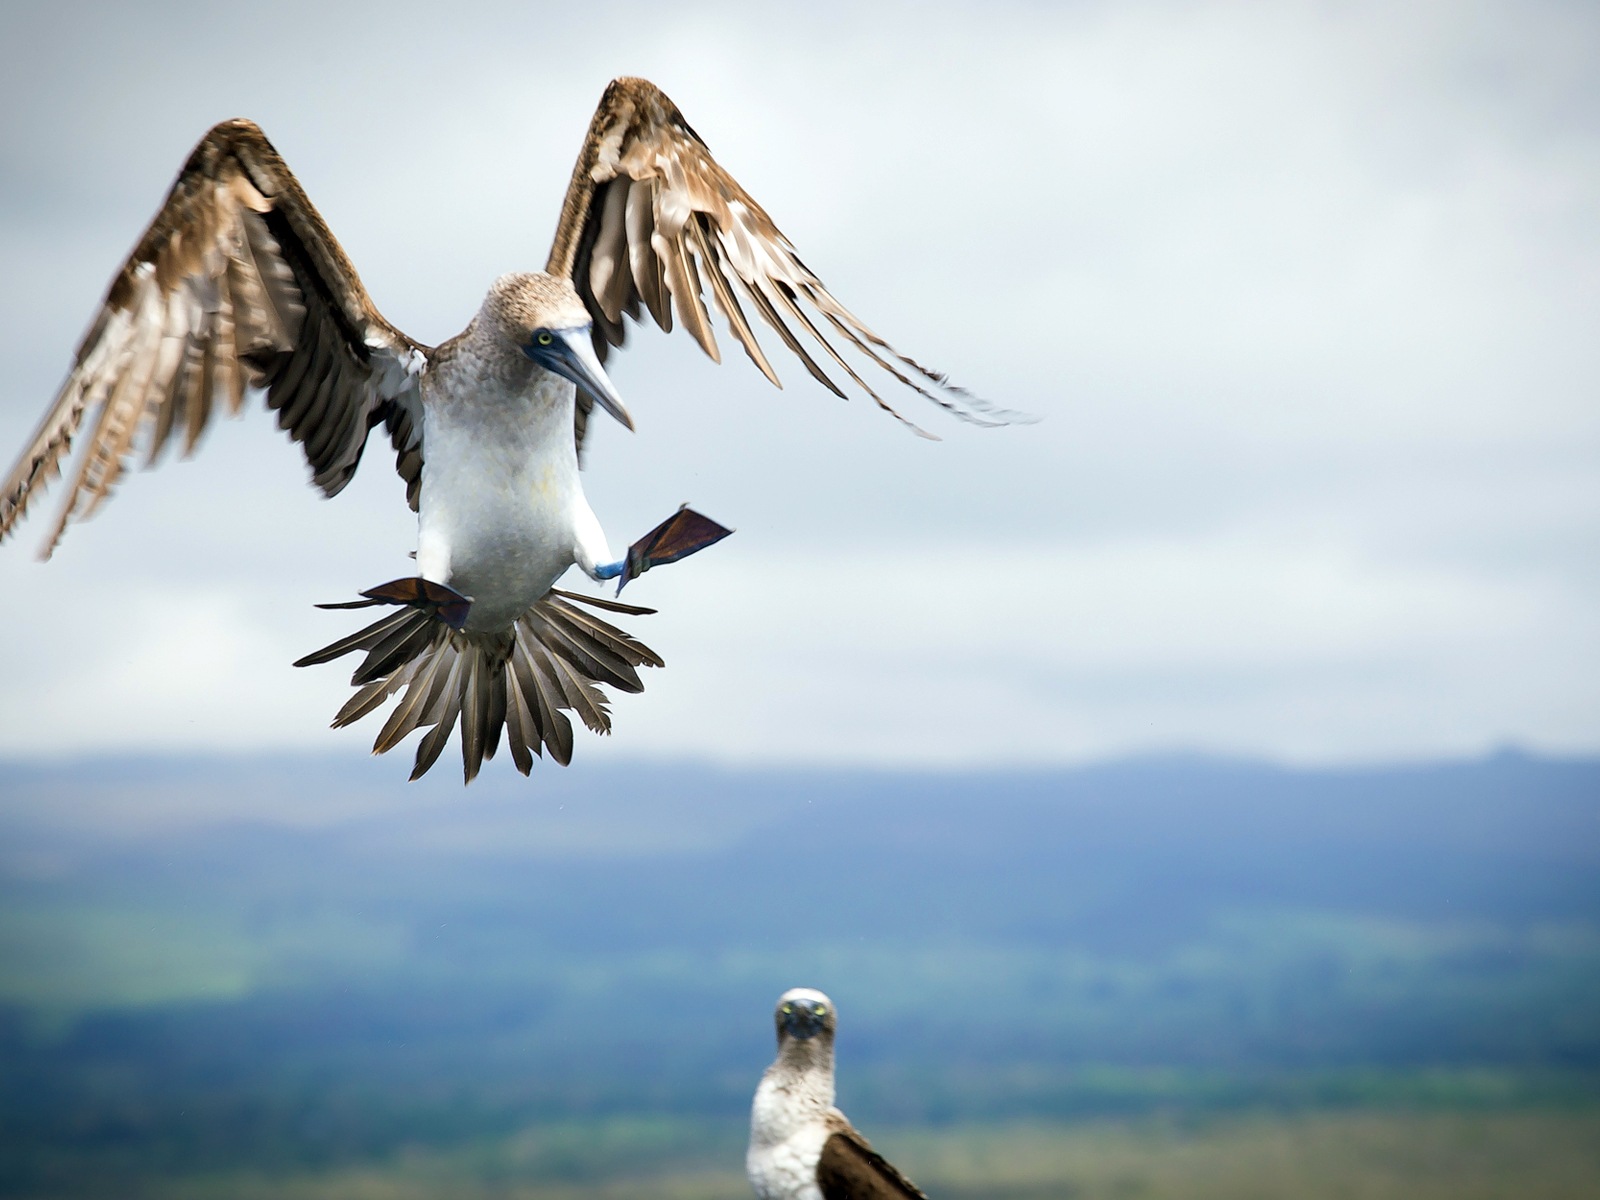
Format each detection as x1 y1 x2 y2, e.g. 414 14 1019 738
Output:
546 76 1019 455
817 1122 928 1200
0 120 429 557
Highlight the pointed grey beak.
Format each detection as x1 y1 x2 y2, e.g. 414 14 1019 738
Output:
780 999 829 1041
526 327 634 431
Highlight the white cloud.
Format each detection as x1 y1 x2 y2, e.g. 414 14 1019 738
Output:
4 528 1587 768
0 0 1594 769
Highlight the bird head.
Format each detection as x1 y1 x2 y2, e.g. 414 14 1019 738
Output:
774 987 836 1045
485 272 633 430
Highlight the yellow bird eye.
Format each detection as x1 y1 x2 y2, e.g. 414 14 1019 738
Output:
536 331 554 346
815 1006 827 1016
782 1004 793 1014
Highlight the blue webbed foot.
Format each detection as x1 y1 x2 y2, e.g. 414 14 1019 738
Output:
612 505 733 594
314 576 474 631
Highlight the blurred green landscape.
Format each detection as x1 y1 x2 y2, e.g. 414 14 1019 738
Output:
0 752 1596 1197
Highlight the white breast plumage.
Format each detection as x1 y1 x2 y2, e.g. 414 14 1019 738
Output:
415 358 609 633
747 1075 831 1200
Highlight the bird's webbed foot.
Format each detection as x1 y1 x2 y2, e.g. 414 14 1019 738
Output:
314 576 474 631
606 505 733 594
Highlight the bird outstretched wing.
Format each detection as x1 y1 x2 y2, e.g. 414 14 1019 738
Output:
546 76 1020 452
817 1120 929 1200
0 120 429 558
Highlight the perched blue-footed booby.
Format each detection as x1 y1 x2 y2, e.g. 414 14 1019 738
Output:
749 989 928 1200
0 78 1014 782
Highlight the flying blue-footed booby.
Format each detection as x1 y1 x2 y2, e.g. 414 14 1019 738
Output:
749 989 928 1200
0 78 1012 782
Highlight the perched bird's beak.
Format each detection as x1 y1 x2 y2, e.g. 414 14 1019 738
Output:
525 327 634 431
780 998 830 1041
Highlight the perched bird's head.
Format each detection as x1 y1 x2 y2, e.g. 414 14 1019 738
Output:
483 272 633 430
773 987 836 1046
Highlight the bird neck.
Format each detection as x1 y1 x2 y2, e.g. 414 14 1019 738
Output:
459 316 539 383
752 1037 836 1149
434 320 574 430
773 1033 836 1105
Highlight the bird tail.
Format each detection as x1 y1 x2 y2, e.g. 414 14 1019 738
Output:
294 584 664 782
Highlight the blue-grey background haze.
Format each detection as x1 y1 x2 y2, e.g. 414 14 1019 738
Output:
1 0 1595 770
1 751 1596 1194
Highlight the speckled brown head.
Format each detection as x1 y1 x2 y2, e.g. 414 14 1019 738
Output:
482 272 592 341
482 272 633 430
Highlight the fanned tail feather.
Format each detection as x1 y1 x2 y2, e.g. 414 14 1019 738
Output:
295 586 662 782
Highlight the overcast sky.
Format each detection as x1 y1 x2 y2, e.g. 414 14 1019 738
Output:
0 0 1595 774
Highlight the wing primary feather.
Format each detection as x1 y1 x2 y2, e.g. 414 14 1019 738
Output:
146 283 205 466
240 210 303 349
40 341 140 556
383 403 424 512
801 278 1019 422
219 317 249 425
268 298 327 428
626 179 671 330
78 293 172 519
149 317 202 467
590 178 632 324
812 296 1011 429
192 322 221 439
312 384 371 493
302 350 358 469
740 278 846 397
205 274 245 435
656 229 719 362
296 337 347 462
149 306 209 465
688 217 779 385
220 230 275 364
762 279 935 438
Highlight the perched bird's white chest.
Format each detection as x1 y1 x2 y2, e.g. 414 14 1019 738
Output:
747 1070 833 1200
415 351 601 632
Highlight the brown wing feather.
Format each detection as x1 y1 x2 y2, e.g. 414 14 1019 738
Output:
817 1125 928 1200
548 76 1023 457
0 120 429 556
